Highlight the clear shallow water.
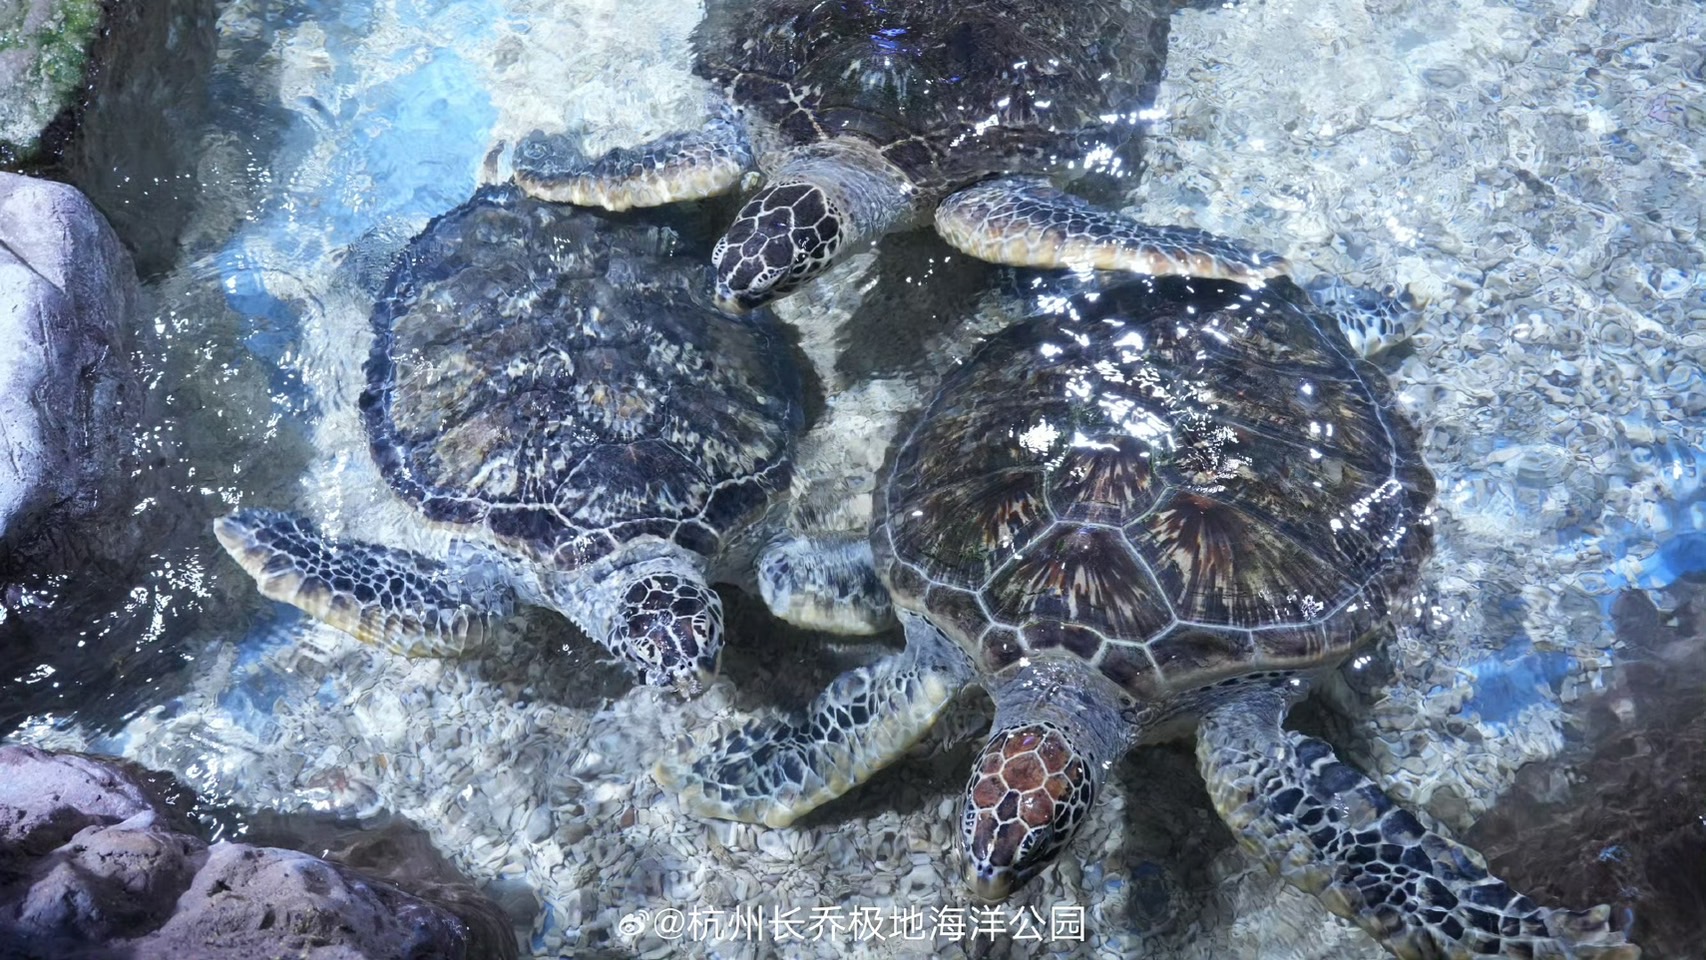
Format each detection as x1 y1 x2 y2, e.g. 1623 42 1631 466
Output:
2 0 1704 957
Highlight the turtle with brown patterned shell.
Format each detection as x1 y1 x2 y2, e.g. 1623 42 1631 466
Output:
659 272 1641 959
511 0 1285 312
213 185 891 694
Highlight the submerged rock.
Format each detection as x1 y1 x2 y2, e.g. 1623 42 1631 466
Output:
1468 585 1706 958
0 173 142 564
0 744 517 960
0 0 103 163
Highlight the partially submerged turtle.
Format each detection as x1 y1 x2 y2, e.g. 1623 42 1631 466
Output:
660 273 1640 958
215 186 890 691
513 0 1285 310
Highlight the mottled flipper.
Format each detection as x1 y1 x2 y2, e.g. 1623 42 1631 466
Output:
213 509 518 657
756 533 894 635
935 176 1287 285
656 613 973 828
1197 688 1640 960
512 120 754 211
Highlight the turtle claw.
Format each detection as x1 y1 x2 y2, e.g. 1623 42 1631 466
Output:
935 176 1287 285
513 119 754 211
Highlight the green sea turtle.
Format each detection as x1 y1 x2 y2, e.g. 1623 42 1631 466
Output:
214 186 891 692
658 273 1640 958
512 0 1285 311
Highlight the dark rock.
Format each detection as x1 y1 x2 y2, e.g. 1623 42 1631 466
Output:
133 843 475 960
0 745 516 960
0 746 170 854
242 810 526 959
15 818 203 946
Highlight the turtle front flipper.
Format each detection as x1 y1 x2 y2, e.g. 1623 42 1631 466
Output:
655 612 973 828
512 120 754 211
213 509 518 657
756 533 894 635
935 176 1287 285
1197 687 1640 960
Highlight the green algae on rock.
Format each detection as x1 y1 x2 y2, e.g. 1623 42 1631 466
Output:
0 0 104 163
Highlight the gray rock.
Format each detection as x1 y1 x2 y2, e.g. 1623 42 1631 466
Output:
132 843 477 960
0 0 104 162
0 173 142 557
0 745 184 853
15 817 204 946
0 745 517 960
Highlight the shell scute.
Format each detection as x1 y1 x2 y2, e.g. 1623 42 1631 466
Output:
1017 620 1107 664
1047 436 1160 525
985 525 1172 641
1127 490 1352 629
923 584 993 648
1145 625 1259 681
693 0 1164 185
884 469 1051 590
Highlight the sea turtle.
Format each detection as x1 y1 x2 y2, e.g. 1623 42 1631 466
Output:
214 185 891 693
658 272 1641 958
512 0 1285 311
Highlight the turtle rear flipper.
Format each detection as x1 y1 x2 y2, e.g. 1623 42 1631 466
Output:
512 121 754 211
935 176 1288 285
213 509 518 657
655 612 973 828
1197 688 1641 960
756 532 894 635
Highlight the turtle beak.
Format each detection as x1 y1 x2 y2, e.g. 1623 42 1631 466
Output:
969 863 1018 903
671 658 720 698
713 279 751 315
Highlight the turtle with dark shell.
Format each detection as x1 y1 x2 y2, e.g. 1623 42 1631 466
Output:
512 0 1285 311
215 186 891 692
659 273 1641 958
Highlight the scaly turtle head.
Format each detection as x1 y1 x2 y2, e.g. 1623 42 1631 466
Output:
712 180 846 311
710 142 913 311
957 660 1134 901
562 554 725 695
962 721 1102 900
607 569 724 695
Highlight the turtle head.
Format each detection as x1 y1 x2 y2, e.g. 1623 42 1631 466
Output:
711 143 912 311
962 721 1101 901
606 569 724 695
712 181 846 311
961 663 1133 900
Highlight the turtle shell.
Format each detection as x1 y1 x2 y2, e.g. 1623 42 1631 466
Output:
693 0 1166 188
874 275 1435 699
363 185 803 570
